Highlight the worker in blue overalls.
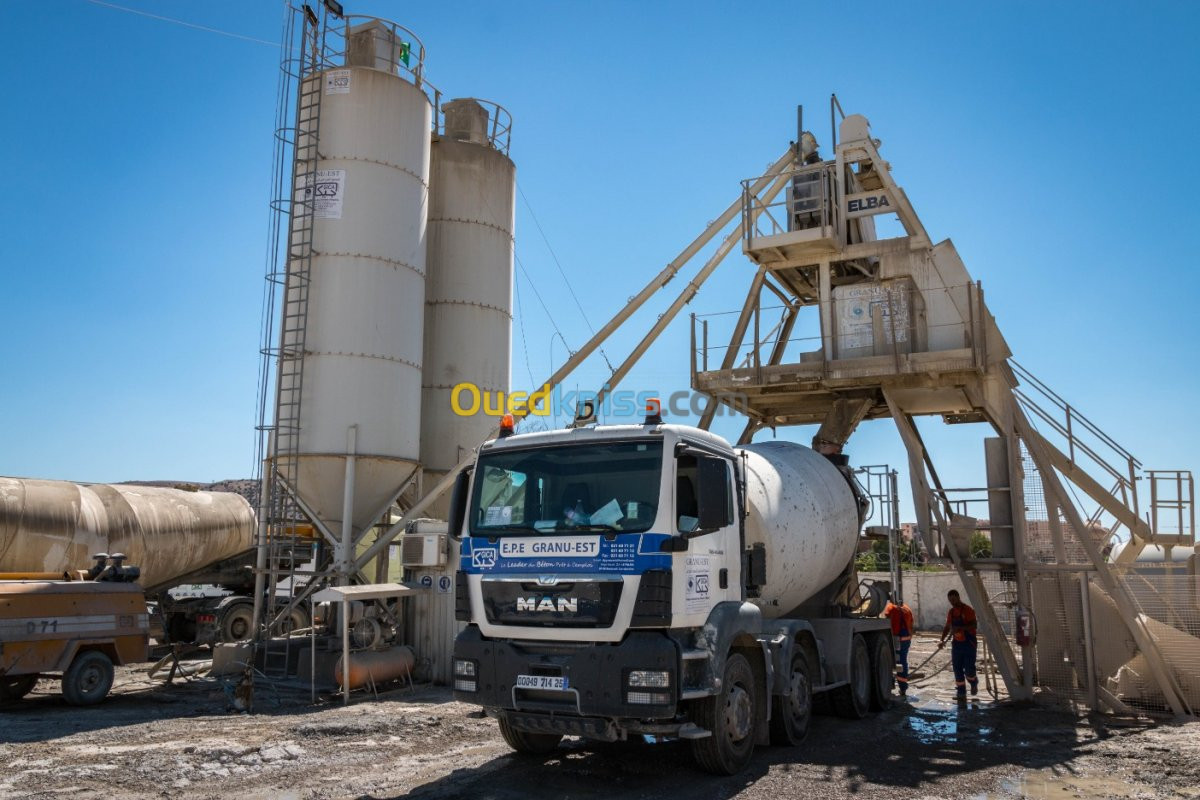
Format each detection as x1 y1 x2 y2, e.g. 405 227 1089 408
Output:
938 589 978 699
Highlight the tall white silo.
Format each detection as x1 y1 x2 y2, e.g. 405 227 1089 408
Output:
420 99 516 510
290 20 431 534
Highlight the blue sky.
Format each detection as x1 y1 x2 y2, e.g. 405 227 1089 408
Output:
1 1 1197 527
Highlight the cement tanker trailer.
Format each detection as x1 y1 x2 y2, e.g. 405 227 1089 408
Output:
450 416 893 775
0 478 271 644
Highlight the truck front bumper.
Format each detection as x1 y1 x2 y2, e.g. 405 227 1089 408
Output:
452 626 680 725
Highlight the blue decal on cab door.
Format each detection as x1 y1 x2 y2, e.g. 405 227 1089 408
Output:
461 532 672 575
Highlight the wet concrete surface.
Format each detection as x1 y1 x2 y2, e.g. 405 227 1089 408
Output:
1 634 1197 799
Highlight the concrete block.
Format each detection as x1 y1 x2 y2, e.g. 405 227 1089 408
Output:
210 642 253 676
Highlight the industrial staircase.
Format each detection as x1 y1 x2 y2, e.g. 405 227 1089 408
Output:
255 4 332 678
1010 359 1194 557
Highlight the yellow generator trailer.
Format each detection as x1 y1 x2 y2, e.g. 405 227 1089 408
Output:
0 555 149 705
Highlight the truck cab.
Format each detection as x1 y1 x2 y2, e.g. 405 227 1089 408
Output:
451 418 893 774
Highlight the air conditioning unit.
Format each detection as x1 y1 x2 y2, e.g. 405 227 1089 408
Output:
401 533 447 567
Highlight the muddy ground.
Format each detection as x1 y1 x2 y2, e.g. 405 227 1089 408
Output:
2 634 1197 800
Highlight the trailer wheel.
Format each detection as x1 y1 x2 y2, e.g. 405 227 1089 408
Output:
0 674 38 702
220 604 255 642
62 651 114 706
869 635 894 711
497 716 563 755
691 652 758 775
769 651 812 746
831 634 871 719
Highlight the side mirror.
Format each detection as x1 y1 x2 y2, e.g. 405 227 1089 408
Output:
694 456 730 534
448 468 472 539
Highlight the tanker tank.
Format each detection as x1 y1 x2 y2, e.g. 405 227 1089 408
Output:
736 441 864 618
0 477 255 589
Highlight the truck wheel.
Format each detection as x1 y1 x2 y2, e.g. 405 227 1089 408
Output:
284 607 309 635
869 635 894 711
497 716 563 755
691 652 758 775
220 604 255 642
769 652 812 746
0 674 38 702
62 651 114 706
831 634 871 719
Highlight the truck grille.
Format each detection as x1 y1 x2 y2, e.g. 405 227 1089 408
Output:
481 580 621 627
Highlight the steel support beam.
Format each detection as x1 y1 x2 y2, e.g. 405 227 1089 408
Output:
885 388 1026 698
595 172 792 407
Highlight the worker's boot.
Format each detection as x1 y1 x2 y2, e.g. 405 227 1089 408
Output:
969 679 978 697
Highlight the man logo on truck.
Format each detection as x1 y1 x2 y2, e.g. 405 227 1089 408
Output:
516 596 578 613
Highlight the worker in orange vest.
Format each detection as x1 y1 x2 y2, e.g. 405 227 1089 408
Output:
938 589 978 699
883 596 914 695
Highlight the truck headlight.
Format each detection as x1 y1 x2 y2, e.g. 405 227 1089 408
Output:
627 691 672 705
454 658 477 692
627 670 670 688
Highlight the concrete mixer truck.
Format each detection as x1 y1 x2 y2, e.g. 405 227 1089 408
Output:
449 413 894 775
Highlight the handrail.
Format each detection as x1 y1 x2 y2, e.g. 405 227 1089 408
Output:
279 7 443 113
435 97 513 156
1010 360 1141 469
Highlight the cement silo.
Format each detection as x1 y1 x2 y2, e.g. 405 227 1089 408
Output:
288 19 432 534
420 99 515 511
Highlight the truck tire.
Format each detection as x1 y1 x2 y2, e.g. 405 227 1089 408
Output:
831 634 871 719
869 635 894 711
691 652 758 775
220 604 255 642
62 651 114 706
0 674 38 702
281 606 309 636
769 651 812 746
497 716 563 755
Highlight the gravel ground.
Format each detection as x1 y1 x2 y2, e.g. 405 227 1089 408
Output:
2 634 1197 800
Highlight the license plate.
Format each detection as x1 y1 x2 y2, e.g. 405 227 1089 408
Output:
516 674 569 691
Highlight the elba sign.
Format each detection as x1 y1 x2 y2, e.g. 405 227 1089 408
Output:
845 190 893 219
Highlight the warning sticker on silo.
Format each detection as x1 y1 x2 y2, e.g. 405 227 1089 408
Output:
304 169 345 219
324 69 351 94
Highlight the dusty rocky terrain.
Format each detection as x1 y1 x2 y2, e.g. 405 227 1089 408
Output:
2 634 1198 800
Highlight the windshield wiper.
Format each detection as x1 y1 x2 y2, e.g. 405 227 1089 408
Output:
475 524 541 534
572 522 623 532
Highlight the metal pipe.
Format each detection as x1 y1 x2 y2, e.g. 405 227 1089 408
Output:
342 595 351 706
553 149 793 409
1080 573 1099 711
251 461 272 641
340 425 357 709
340 425 358 584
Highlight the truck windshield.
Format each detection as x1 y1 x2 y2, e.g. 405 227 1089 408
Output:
469 440 663 535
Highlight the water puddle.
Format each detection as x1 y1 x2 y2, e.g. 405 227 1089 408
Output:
979 770 1157 799
903 697 995 744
